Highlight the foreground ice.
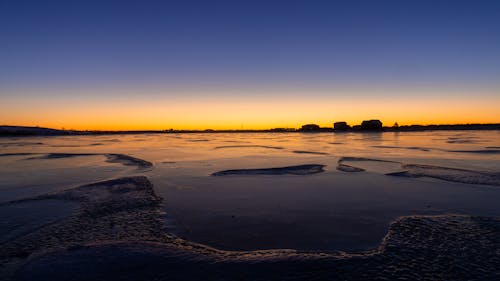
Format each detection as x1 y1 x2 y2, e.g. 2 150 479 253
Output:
1 176 499 281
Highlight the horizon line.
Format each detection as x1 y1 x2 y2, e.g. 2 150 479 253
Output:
2 122 500 133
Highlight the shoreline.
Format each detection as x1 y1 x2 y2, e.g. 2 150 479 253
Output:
1 123 500 137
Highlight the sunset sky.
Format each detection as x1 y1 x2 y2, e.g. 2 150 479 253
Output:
1 0 499 130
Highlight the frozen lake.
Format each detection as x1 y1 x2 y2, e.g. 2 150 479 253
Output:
1 130 500 252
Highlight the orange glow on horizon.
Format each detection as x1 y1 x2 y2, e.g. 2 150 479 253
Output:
1 93 499 130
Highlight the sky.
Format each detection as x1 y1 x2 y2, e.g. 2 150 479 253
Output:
1 0 499 130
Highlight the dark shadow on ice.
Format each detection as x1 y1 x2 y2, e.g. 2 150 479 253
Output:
214 145 284 150
371 145 431 152
0 153 38 157
28 153 95 159
0 142 44 147
211 164 325 176
338 156 399 163
446 149 500 154
292 150 329 155
337 163 365 172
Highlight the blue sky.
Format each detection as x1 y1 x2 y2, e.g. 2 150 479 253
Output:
2 0 499 89
1 0 499 128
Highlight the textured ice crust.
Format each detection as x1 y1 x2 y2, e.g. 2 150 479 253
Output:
338 157 500 186
1 176 499 281
387 164 500 186
4 152 153 169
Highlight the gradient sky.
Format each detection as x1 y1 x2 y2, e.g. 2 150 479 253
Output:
1 0 499 130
